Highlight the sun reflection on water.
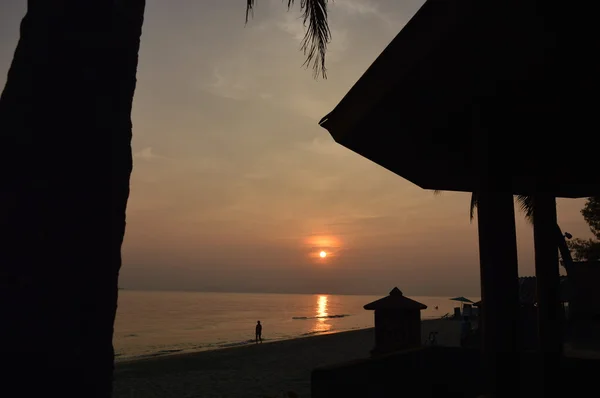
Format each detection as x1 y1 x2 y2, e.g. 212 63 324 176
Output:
318 295 328 319
313 295 331 333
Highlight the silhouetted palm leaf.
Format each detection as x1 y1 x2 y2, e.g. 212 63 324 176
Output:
435 191 533 223
464 191 574 269
246 0 331 78
468 193 534 224
470 192 478 222
515 195 534 222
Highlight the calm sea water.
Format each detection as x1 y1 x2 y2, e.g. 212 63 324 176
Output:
113 291 476 361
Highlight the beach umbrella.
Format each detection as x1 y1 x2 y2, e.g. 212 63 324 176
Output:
450 296 474 313
450 296 474 304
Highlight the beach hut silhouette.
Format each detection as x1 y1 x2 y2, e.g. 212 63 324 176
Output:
364 287 427 356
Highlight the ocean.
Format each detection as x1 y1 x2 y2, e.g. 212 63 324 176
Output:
113 291 475 362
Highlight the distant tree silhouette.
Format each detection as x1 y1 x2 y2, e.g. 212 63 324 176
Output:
0 1 331 397
580 197 600 237
567 197 600 262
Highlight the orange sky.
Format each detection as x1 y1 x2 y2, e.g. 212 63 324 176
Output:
0 0 593 296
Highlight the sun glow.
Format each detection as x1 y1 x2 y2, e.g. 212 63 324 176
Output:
304 235 342 261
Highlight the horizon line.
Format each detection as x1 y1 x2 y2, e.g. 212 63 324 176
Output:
118 288 482 298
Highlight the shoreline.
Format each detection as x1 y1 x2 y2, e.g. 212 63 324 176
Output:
115 316 450 365
115 326 373 365
113 318 461 397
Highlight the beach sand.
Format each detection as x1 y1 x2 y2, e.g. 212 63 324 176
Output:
113 319 462 398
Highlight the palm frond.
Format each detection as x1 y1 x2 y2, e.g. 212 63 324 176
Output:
468 193 533 224
436 190 479 223
515 195 534 224
246 0 331 79
469 192 478 223
246 0 254 23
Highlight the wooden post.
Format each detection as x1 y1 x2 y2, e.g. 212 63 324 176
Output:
477 190 520 397
533 194 561 394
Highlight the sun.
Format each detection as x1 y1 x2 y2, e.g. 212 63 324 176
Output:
319 251 327 258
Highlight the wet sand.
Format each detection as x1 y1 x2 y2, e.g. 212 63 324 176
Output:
113 319 462 398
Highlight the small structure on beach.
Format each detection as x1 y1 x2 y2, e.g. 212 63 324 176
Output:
364 287 427 356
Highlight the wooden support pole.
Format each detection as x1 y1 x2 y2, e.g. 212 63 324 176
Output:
533 194 561 395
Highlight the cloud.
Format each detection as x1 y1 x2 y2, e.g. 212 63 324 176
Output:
275 11 306 42
335 0 382 16
295 135 351 157
333 0 395 30
133 147 167 162
207 64 257 100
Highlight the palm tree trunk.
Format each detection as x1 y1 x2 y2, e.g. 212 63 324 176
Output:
0 1 145 396
476 190 520 396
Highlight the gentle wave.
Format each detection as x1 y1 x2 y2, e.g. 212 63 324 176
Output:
218 339 263 348
115 339 276 362
292 314 350 320
117 348 186 362
300 330 327 337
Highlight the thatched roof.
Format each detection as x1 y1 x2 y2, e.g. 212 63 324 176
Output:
319 0 598 198
364 287 427 311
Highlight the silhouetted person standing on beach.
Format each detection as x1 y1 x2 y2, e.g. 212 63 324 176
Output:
255 321 262 343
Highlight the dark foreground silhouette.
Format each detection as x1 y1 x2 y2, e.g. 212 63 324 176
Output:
0 2 331 397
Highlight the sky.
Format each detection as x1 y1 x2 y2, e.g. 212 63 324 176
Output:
0 0 593 296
